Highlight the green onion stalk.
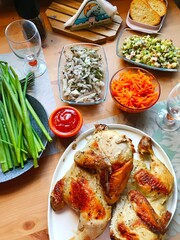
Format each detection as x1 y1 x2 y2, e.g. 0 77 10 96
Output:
0 62 52 173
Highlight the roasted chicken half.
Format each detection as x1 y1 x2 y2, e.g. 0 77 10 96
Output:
50 124 135 240
74 124 135 205
110 136 174 240
50 163 111 240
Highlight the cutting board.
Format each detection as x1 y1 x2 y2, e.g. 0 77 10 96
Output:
45 0 122 44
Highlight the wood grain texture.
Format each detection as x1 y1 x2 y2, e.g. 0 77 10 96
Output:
48 18 107 43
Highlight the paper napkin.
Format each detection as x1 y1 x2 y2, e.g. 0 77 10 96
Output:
64 0 117 30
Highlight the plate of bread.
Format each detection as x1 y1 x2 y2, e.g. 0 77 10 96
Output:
48 124 177 240
126 0 168 33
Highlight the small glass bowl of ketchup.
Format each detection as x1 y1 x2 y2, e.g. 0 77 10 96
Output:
48 106 83 138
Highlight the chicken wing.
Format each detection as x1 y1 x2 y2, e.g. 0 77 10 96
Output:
110 190 171 240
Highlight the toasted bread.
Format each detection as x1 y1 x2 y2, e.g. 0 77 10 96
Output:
147 0 167 17
130 0 161 26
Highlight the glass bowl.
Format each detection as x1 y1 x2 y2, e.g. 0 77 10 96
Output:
58 43 109 105
110 67 161 113
116 28 180 72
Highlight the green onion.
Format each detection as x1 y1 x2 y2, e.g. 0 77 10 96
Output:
0 61 52 173
26 98 52 142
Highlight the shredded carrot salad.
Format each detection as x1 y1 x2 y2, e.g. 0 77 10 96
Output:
111 69 159 109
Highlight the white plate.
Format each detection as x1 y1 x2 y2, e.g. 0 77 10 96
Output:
48 124 177 240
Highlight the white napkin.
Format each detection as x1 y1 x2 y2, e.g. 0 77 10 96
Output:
64 0 117 27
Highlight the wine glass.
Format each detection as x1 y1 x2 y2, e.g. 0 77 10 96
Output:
5 19 46 78
156 83 180 131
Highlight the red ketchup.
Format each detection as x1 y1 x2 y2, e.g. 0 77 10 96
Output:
52 108 80 133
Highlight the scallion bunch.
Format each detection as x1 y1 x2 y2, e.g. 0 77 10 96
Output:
0 61 52 173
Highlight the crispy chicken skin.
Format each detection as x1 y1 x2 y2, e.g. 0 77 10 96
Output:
51 163 111 240
50 124 135 240
135 136 174 200
110 136 174 240
129 190 171 235
74 124 135 205
110 191 171 240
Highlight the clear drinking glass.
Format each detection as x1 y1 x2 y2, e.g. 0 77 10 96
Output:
5 19 46 78
156 83 180 131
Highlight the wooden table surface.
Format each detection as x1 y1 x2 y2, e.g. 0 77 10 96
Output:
0 1 179 240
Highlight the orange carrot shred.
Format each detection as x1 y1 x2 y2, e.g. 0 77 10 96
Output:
111 70 159 109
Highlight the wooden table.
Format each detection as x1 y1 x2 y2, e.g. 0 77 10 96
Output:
0 1 179 239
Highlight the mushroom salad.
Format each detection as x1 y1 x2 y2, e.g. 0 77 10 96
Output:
62 46 105 103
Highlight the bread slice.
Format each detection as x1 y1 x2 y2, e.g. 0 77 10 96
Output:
130 0 161 26
147 0 167 17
